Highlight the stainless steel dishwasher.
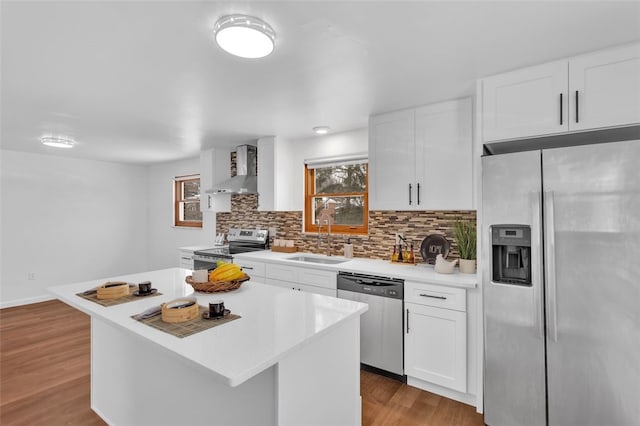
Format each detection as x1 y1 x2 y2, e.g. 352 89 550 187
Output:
337 271 404 377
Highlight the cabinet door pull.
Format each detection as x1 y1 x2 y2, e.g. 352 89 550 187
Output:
575 90 579 123
417 182 421 205
408 183 412 205
559 93 563 125
242 266 254 270
406 308 410 333
419 293 447 300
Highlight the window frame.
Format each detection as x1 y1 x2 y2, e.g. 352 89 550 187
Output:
304 162 369 235
174 175 202 228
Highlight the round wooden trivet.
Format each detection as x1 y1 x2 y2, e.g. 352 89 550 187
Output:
161 299 200 323
96 282 130 300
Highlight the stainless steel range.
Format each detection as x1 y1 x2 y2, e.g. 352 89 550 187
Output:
193 228 269 270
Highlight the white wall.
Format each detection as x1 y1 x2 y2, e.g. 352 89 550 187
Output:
275 128 368 211
146 156 216 270
0 150 149 307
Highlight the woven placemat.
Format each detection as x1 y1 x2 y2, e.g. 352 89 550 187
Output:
76 285 163 307
132 306 241 338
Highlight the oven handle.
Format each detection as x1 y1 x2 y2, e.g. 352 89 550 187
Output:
194 254 233 262
193 255 214 262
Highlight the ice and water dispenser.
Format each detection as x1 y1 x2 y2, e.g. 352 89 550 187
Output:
491 225 532 286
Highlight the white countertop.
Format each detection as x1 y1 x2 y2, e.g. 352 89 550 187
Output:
234 251 478 289
48 268 368 387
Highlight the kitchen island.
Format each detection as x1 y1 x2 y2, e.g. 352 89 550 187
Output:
49 268 368 426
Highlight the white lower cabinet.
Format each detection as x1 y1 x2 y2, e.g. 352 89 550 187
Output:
404 281 467 394
178 249 195 270
265 264 337 296
234 259 266 279
265 278 336 297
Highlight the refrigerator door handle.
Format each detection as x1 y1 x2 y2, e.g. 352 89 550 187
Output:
544 190 559 342
531 191 545 339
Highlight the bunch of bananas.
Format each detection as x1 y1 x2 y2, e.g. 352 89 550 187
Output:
208 263 245 282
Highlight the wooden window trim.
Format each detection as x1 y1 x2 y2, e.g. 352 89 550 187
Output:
304 164 369 235
174 176 202 228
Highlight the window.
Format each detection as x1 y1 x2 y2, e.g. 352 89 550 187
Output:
174 175 202 228
304 158 368 235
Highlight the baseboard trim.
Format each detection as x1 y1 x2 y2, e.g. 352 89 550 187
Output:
407 376 477 407
0 294 56 309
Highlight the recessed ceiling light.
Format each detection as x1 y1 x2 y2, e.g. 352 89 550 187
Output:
313 126 330 135
40 136 76 148
213 14 275 59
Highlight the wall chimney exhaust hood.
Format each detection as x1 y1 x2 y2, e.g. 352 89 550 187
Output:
207 144 257 195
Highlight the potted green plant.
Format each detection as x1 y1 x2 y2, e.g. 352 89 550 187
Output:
452 218 477 274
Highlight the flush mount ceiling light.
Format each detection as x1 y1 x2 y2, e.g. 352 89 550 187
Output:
213 14 275 59
313 126 330 135
40 135 76 148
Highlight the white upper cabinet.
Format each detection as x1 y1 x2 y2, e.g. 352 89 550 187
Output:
415 99 473 210
369 98 473 211
199 148 231 212
257 136 301 212
482 61 568 141
369 109 415 210
481 42 640 142
256 137 276 211
569 43 640 131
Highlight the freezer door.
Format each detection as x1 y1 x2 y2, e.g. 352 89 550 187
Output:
543 140 640 426
482 150 546 426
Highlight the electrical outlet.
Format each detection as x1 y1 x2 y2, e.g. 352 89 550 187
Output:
27 272 36 280
268 227 277 237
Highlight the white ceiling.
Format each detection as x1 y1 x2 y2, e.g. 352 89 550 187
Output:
2 1 639 164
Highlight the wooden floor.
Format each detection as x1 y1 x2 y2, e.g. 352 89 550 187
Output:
1 300 484 426
361 371 483 426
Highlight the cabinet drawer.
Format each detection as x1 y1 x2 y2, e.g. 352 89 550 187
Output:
299 283 336 297
404 281 466 312
265 278 295 290
235 259 265 278
299 269 337 290
265 278 336 297
266 263 300 282
179 254 194 270
180 260 194 270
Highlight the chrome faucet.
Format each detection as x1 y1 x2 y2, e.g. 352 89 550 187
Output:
317 212 333 256
325 215 332 256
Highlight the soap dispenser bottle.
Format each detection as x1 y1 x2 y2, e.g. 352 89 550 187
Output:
344 238 354 258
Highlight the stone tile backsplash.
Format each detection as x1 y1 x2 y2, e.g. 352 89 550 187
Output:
216 195 476 262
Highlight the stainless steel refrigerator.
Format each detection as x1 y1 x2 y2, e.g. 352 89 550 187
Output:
482 139 640 426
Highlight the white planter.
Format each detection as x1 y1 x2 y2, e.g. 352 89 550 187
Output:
459 259 476 274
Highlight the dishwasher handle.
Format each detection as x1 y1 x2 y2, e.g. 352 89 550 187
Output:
355 279 394 286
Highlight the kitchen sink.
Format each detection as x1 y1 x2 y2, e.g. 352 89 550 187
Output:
286 255 349 265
